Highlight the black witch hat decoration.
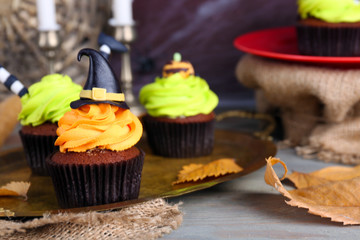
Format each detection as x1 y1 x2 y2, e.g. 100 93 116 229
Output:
98 32 128 59
70 48 129 109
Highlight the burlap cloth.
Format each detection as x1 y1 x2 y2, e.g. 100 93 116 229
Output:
236 54 360 165
0 198 183 239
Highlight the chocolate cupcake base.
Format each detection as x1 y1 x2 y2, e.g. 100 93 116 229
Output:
142 113 215 158
46 147 145 209
19 123 59 175
296 18 360 56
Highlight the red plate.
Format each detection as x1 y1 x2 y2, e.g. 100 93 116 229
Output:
233 26 360 66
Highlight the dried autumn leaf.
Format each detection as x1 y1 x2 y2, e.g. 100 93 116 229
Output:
287 165 360 189
286 172 330 189
310 165 360 181
265 157 360 225
0 181 31 199
173 158 243 185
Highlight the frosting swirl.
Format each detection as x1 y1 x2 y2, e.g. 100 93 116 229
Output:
139 73 218 118
18 74 82 126
55 104 143 153
298 0 360 23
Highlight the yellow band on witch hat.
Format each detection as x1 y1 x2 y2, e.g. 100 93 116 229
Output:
79 87 125 101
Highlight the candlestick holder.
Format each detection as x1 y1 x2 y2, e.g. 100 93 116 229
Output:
112 24 145 116
38 30 60 74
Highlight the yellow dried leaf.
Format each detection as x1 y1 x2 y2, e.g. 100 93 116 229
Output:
286 172 330 189
173 158 243 185
287 164 360 189
265 157 360 225
310 165 360 181
0 181 31 199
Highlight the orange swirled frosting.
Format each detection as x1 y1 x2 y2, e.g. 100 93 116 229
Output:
55 104 143 153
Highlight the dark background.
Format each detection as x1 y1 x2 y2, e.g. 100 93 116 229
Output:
116 0 298 110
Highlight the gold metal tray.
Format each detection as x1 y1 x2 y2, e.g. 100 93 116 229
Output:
0 129 276 217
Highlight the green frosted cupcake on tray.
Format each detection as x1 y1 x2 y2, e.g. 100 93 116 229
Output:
139 53 219 158
18 74 81 175
296 0 360 56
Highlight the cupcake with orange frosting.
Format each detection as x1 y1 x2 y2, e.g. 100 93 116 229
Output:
46 48 144 208
139 53 218 158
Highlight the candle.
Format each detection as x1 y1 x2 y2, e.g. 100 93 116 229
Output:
109 0 134 26
36 0 60 31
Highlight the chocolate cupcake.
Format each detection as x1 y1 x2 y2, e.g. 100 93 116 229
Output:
19 123 58 175
46 49 144 208
296 0 360 56
48 148 144 208
18 74 82 175
139 53 218 158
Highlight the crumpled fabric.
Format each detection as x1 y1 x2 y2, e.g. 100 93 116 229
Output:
236 54 360 164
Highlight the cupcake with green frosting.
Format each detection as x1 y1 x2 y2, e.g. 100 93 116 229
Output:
297 0 360 56
19 73 81 175
139 53 219 158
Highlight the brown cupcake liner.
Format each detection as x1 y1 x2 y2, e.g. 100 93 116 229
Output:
142 116 215 158
296 25 360 56
19 131 58 175
46 149 145 209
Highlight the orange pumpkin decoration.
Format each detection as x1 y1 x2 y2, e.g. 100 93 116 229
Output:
162 53 195 78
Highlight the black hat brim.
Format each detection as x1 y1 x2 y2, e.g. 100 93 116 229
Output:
98 33 128 53
70 99 129 109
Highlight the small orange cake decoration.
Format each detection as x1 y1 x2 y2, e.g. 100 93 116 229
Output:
173 158 243 185
162 52 195 78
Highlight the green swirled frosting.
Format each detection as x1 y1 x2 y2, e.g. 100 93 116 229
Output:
298 0 360 23
18 74 82 126
139 73 218 118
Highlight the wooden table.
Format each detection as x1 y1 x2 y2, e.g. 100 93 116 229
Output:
3 119 360 239
164 148 360 239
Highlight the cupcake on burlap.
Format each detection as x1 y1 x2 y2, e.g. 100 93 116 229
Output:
296 0 360 56
46 48 144 208
18 74 81 175
139 53 218 158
